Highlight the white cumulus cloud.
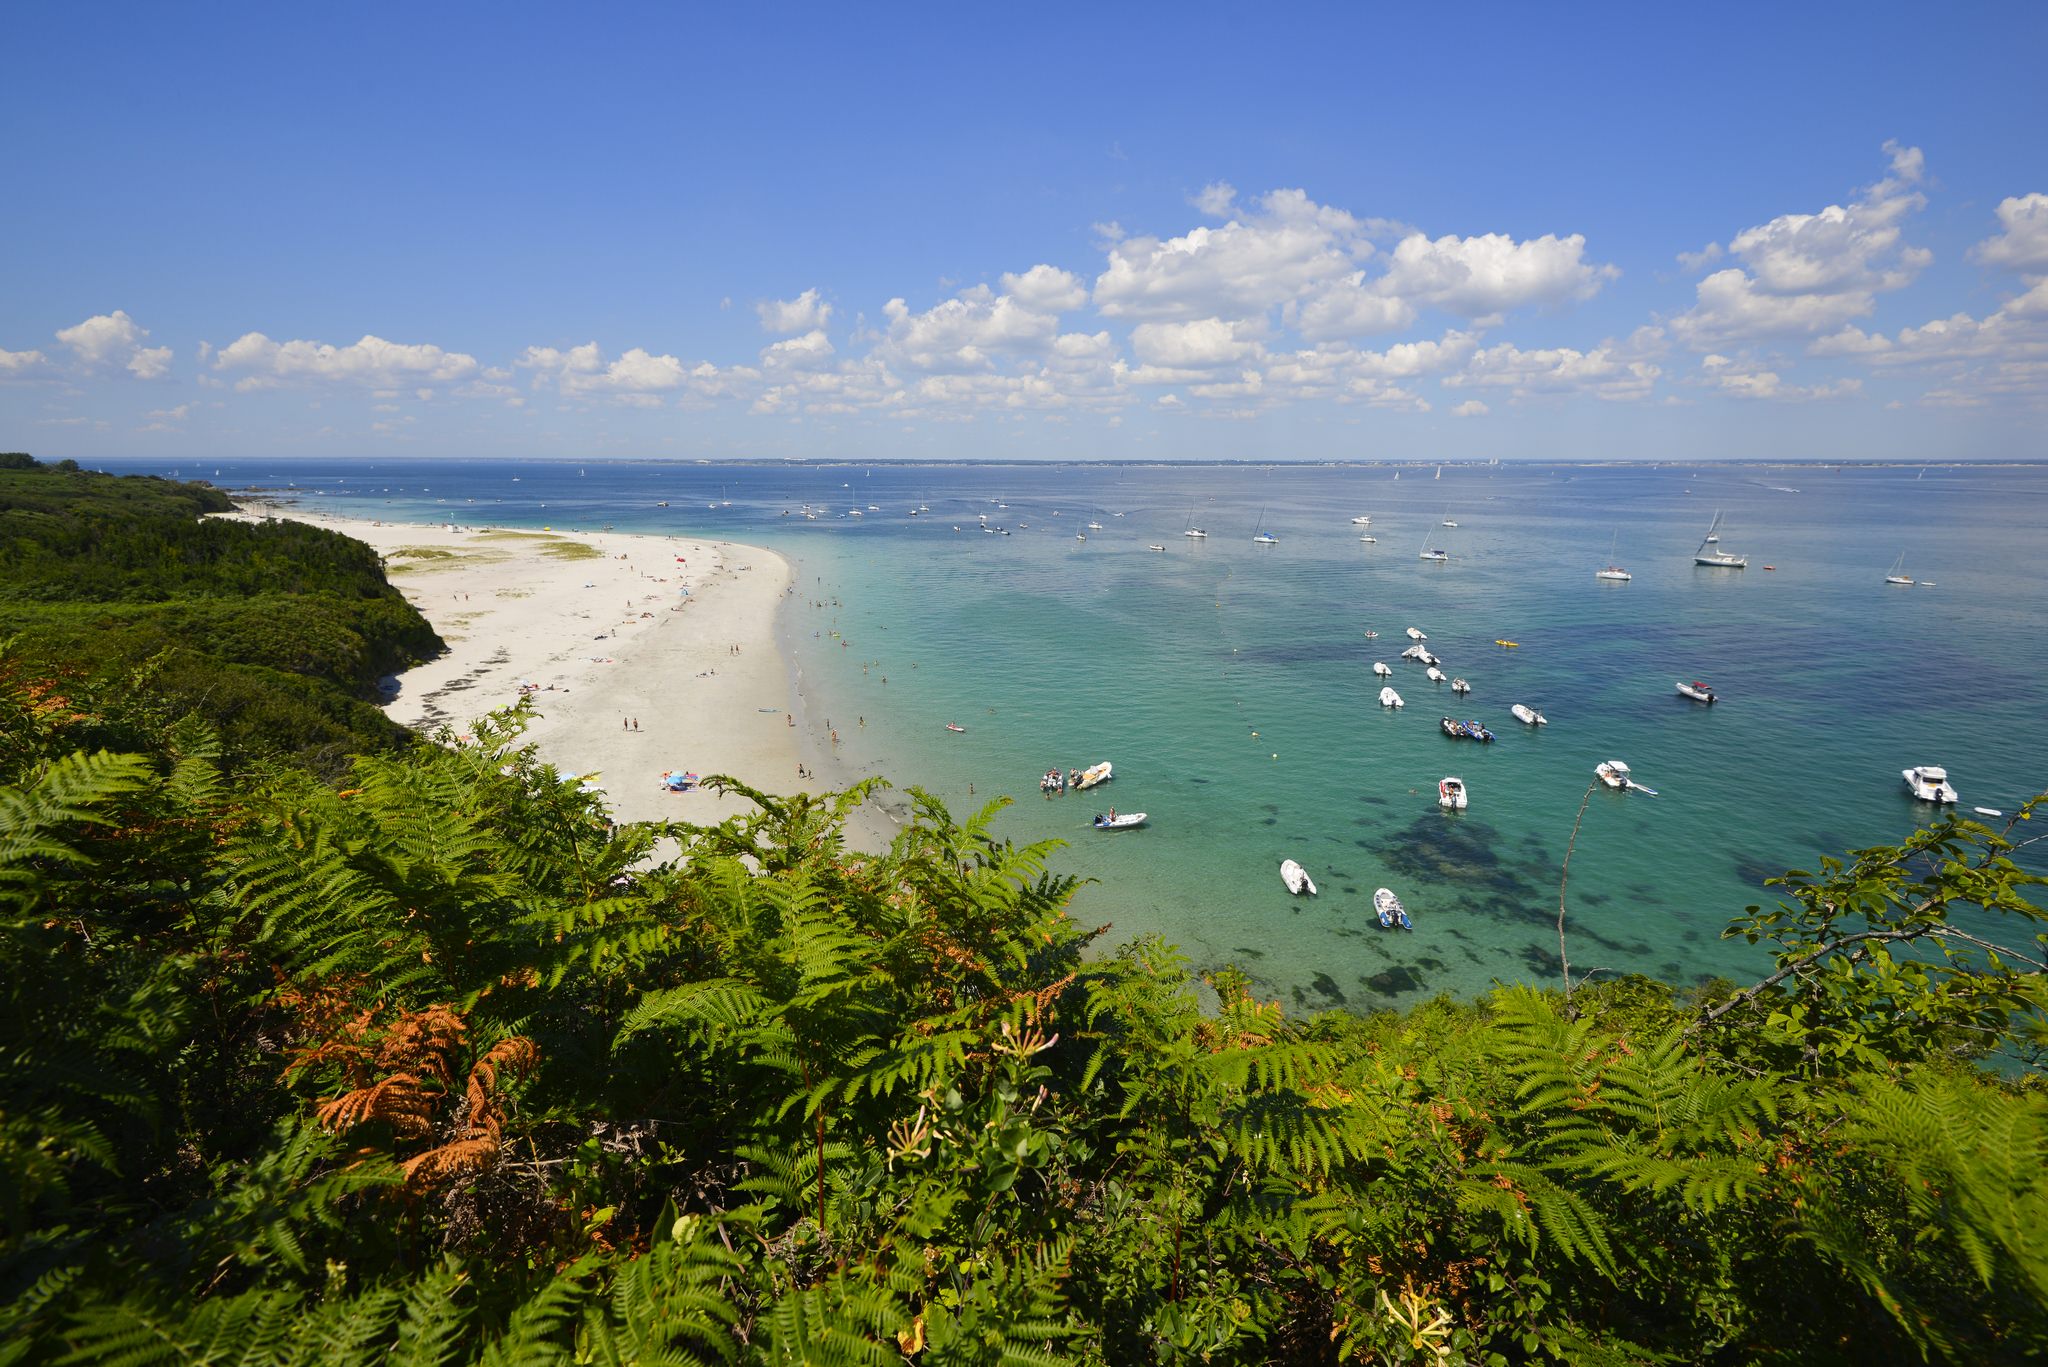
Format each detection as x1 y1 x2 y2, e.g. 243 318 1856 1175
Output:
1374 231 1618 320
1672 141 1930 347
756 288 833 334
55 310 172 378
215 332 479 391
1971 193 2048 272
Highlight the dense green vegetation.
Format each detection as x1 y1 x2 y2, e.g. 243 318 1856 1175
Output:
2 460 2043 1362
3 672 2044 1362
0 456 440 772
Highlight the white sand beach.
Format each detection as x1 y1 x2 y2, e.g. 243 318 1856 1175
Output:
231 508 831 831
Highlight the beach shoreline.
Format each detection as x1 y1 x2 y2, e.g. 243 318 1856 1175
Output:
228 505 895 845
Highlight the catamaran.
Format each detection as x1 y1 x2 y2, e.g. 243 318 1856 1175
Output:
1596 531 1632 581
1694 513 1747 568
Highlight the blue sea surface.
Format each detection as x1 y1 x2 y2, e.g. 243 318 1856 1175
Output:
101 457 2048 1012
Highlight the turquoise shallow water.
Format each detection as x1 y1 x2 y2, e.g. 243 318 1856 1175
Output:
106 458 2048 1011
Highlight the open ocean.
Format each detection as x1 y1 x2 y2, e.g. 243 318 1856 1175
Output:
96 457 2048 1013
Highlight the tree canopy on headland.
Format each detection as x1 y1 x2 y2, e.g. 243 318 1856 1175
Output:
1 461 2043 1364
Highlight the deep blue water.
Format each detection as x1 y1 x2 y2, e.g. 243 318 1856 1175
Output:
97 457 2048 1011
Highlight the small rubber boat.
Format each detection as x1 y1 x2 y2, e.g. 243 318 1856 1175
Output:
1450 678 1471 695
1075 761 1114 790
1372 661 1392 677
1461 720 1495 743
1902 765 1958 803
1363 629 1378 638
1379 686 1404 708
1281 859 1318 896
1147 544 1166 552
1676 680 1717 704
1093 811 1147 830
1373 887 1411 930
1406 627 1427 640
1401 644 1428 661
945 722 967 732
1438 776 1467 810
1426 666 1448 684
1510 703 1547 726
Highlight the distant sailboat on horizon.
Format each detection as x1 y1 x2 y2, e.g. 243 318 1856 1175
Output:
1885 551 1915 586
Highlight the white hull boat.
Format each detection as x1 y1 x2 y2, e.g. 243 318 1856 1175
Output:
1676 680 1717 704
1885 552 1913 586
1092 811 1147 830
1351 515 1372 525
1401 644 1427 661
1183 529 1208 539
1281 859 1318 896
1148 544 1166 552
1426 666 1447 684
1694 512 1748 568
1373 887 1412 930
1075 761 1114 790
1379 686 1404 708
1406 627 1427 640
1596 530 1631 580
1902 765 1958 803
1596 760 1658 795
1359 535 1377 543
1372 661 1392 677
1438 776 1467 810
1450 678 1471 695
1510 703 1547 726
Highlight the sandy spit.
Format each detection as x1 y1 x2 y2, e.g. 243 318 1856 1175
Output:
228 507 873 835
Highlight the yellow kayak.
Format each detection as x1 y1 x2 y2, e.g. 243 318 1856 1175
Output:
1495 639 1519 648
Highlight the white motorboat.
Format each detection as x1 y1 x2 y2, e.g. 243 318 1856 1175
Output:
1902 765 1958 803
1351 515 1372 525
1441 519 1459 528
1885 552 1914 586
1281 859 1318 896
1378 686 1404 708
1087 521 1104 530
1596 760 1658 795
1426 666 1448 684
1676 679 1718 704
1359 534 1377 543
1075 761 1114 790
1092 811 1147 830
1373 887 1412 930
1450 678 1471 695
1596 530 1632 581
1438 776 1468 810
1406 627 1427 640
1372 661 1392 677
1510 703 1547 726
1148 543 1166 552
1694 512 1748 568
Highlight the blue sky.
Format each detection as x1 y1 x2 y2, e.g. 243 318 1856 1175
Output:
4 2 2045 461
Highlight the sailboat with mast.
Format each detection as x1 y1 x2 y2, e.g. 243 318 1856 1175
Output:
1885 552 1914 586
1251 508 1279 545
1418 523 1449 562
1596 531 1632 581
1693 512 1748 568
1182 507 1208 539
